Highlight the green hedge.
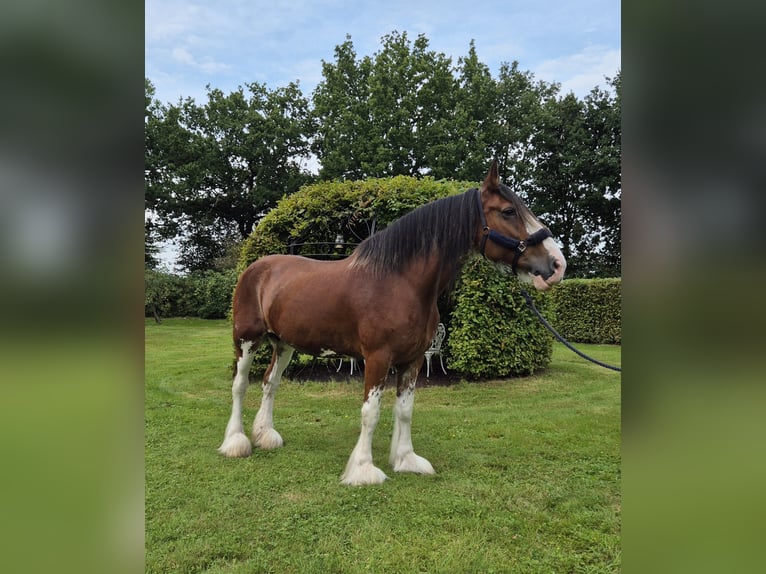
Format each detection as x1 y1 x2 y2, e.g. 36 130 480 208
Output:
145 269 237 321
147 180 620 376
239 177 558 378
447 256 554 378
238 176 472 270
238 176 474 372
549 278 621 344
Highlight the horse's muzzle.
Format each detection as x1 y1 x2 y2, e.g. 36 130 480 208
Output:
529 254 566 290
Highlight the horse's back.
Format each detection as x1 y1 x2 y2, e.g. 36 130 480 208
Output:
237 254 350 297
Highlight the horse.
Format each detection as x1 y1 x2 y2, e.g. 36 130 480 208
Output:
219 161 566 485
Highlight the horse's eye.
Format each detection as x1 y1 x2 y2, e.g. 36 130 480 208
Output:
502 208 516 218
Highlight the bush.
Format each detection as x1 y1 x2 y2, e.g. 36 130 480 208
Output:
549 278 621 344
145 269 183 321
144 269 238 321
238 176 472 270
191 270 238 319
447 256 555 378
238 177 559 379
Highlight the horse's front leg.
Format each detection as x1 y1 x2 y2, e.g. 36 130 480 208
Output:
341 356 389 485
390 360 435 475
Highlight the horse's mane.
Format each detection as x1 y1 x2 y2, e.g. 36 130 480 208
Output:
348 184 536 281
349 189 480 278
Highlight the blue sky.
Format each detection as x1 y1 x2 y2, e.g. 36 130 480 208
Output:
145 0 620 105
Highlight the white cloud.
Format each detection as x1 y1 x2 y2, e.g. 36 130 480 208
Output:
171 46 194 66
170 45 230 74
145 2 204 43
534 45 621 97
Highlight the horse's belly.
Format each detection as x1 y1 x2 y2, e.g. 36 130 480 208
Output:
264 277 360 355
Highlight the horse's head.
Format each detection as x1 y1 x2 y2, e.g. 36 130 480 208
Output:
477 160 566 290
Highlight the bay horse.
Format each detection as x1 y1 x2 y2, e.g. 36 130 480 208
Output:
219 161 566 485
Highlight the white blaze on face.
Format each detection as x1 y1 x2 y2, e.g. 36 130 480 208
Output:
522 215 567 290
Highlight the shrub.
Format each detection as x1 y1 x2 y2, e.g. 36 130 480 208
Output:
238 176 474 372
144 269 238 320
238 176 472 270
191 270 239 319
549 278 621 344
145 269 184 321
446 256 555 378
238 177 558 379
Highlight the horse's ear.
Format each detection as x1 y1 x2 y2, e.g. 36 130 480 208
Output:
483 159 500 192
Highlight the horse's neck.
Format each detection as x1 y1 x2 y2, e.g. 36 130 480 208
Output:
406 253 463 302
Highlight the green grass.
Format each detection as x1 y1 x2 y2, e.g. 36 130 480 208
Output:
146 318 621 573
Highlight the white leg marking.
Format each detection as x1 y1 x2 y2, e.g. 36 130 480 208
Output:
341 387 388 485
218 341 256 457
252 344 294 449
390 384 435 475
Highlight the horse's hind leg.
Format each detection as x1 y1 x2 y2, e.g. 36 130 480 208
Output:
390 361 435 475
219 340 259 457
252 341 294 449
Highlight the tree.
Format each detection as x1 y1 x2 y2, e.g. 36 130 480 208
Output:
144 78 174 269
366 31 455 177
311 36 374 180
145 81 315 272
493 61 557 191
312 32 456 179
444 41 497 180
581 72 621 275
528 80 621 277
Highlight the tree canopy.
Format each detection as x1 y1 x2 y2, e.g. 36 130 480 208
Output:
145 80 313 271
145 33 620 277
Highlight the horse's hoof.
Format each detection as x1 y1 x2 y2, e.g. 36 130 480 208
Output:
392 452 435 475
340 463 388 486
253 427 283 450
218 432 252 457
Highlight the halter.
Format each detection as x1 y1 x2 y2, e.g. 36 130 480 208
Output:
474 188 553 274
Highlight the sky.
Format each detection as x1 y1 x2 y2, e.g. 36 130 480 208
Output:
145 0 621 105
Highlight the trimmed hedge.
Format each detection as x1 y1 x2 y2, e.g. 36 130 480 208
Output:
239 177 558 378
447 256 554 378
238 176 473 270
549 278 621 344
238 176 476 372
145 269 238 321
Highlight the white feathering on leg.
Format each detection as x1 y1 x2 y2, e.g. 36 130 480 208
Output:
219 341 256 457
341 387 388 485
390 386 435 475
252 344 293 449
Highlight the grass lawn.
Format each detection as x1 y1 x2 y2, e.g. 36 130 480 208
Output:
146 318 621 573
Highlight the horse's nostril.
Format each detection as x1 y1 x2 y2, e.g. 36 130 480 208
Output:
553 259 561 270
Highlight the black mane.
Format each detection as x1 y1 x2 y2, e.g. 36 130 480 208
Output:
349 189 480 277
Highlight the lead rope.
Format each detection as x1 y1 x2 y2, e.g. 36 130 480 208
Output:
519 288 622 372
474 187 620 372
